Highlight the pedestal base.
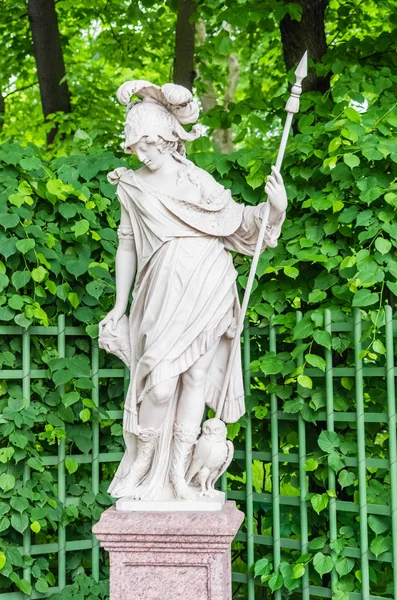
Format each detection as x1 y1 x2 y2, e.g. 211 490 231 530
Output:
116 490 225 512
93 501 244 600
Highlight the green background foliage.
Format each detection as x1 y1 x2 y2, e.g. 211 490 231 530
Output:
0 0 397 597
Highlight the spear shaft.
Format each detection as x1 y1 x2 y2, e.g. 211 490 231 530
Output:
216 52 308 420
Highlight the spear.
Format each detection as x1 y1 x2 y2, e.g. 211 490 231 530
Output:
216 51 308 420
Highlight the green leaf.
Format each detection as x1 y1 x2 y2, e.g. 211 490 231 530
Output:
254 558 270 577
308 289 326 304
373 339 386 354
335 557 354 577
292 319 315 340
308 535 327 550
11 270 30 291
15 238 35 254
259 353 284 375
328 137 341 153
46 178 67 198
328 452 345 472
79 408 91 422
360 186 382 204
31 266 47 282
72 219 90 237
20 156 42 170
318 431 340 453
297 375 312 389
304 458 318 471
284 397 304 413
338 470 355 488
305 353 326 372
0 517 10 533
0 473 15 491
0 212 20 229
11 513 29 533
30 521 41 533
35 579 49 593
375 238 391 255
0 551 6 570
10 432 28 449
368 515 390 535
352 289 379 307
111 423 123 436
344 107 361 123
62 391 80 407
343 153 360 168
309 390 325 411
313 330 332 350
313 552 334 576
292 563 305 579
68 292 80 308
268 572 283 591
341 377 354 391
10 573 32 595
65 457 79 474
27 457 43 471
370 536 391 558
74 307 94 323
0 237 17 259
14 313 32 328
86 280 105 299
284 266 299 278
53 370 74 386
311 493 329 514
0 447 14 463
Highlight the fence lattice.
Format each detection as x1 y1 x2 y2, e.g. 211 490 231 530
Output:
0 307 396 600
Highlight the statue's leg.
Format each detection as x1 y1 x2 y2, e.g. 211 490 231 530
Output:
177 339 220 425
138 376 179 429
170 341 220 500
110 427 161 498
111 377 179 498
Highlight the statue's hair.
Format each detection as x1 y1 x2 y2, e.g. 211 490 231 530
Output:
141 135 192 167
117 80 202 158
143 135 178 154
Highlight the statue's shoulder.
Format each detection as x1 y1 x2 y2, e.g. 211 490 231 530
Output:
189 164 229 201
107 167 131 185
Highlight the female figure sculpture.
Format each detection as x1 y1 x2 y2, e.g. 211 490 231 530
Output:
99 80 287 502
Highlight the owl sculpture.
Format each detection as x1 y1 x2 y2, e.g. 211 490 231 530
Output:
186 418 234 496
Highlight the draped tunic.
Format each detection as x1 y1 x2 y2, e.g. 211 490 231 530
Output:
104 165 285 499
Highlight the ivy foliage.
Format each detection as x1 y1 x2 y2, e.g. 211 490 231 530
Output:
0 0 397 597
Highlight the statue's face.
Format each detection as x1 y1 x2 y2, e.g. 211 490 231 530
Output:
130 138 167 172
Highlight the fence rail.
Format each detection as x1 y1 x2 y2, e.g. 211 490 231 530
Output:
0 307 396 599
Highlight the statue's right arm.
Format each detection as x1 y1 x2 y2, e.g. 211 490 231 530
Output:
99 204 136 331
114 204 137 312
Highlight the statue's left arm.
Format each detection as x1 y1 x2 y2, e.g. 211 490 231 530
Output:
224 166 287 255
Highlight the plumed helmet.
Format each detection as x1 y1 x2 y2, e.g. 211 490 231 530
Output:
116 80 202 154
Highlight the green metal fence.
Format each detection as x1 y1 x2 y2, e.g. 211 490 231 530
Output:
0 307 396 599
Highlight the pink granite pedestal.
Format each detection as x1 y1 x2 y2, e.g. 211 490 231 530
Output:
93 501 244 600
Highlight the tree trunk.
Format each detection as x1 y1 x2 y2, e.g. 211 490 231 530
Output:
196 20 240 154
212 53 240 153
174 0 196 91
28 0 71 145
280 0 330 93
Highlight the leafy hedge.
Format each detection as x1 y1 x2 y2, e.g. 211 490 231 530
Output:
0 49 397 596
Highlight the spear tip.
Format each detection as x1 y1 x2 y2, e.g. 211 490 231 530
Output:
295 51 308 79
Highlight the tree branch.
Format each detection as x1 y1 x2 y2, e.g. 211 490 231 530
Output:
4 82 38 99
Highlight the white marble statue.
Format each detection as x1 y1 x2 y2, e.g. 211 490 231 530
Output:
98 80 287 503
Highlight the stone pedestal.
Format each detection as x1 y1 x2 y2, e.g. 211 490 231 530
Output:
93 501 244 600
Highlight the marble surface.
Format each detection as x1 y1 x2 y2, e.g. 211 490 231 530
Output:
116 489 225 512
97 79 287 503
93 501 244 600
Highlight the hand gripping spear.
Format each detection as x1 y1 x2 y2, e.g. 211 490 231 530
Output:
215 52 308 421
